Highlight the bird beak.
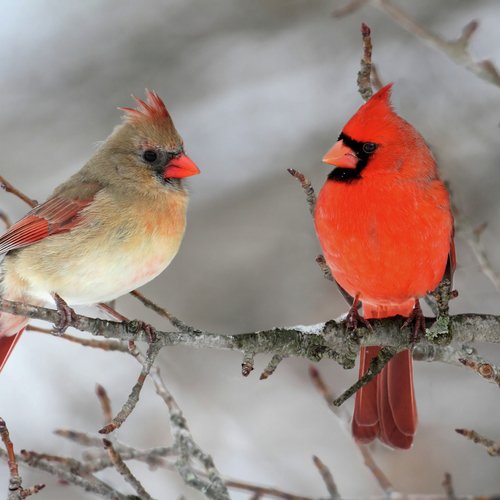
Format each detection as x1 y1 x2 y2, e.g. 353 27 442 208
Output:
164 154 200 179
322 140 358 169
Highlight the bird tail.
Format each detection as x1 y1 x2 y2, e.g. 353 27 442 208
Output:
352 302 417 449
0 313 27 373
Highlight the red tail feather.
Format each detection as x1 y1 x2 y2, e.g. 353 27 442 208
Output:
352 303 417 449
0 329 25 373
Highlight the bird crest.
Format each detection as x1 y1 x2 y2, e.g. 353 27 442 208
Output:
119 89 173 126
342 83 400 143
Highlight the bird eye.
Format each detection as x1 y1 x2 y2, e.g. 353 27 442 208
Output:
362 142 377 154
142 149 159 164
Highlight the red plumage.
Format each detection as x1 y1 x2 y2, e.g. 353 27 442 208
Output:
0 197 91 254
315 84 454 449
119 89 173 126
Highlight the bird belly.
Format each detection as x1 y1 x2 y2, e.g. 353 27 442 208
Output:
2 204 187 306
315 179 452 306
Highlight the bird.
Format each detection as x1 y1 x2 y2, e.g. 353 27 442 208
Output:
314 84 455 449
0 90 200 372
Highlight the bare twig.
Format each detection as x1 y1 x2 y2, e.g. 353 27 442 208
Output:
357 444 394 496
309 366 395 496
217 479 316 500
308 366 350 424
333 347 396 406
99 342 161 434
242 351 255 376
455 428 500 456
96 384 113 425
54 428 174 472
85 447 171 474
442 472 457 500
129 289 201 334
358 23 374 101
0 419 45 499
16 449 130 499
54 426 325 499
334 0 500 88
413 342 500 388
102 439 153 500
458 357 500 385
0 176 37 208
378 0 500 88
0 210 12 228
150 367 230 500
315 255 334 282
54 429 103 448
332 0 369 17
287 168 316 216
27 324 129 352
312 455 341 499
260 354 285 380
449 181 500 316
0 419 19 479
459 222 500 294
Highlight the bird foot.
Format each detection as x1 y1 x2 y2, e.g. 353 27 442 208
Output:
346 302 372 332
128 320 157 343
53 293 77 335
401 299 426 343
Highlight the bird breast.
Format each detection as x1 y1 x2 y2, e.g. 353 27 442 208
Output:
2 190 188 305
315 175 453 305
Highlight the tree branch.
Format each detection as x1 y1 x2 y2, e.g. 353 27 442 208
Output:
99 342 161 434
4 299 500 371
334 0 500 88
102 439 153 500
150 367 230 499
0 419 45 499
287 168 316 216
455 428 500 457
357 22 374 101
312 455 341 499
129 289 201 334
3 448 131 499
0 176 37 208
333 346 396 406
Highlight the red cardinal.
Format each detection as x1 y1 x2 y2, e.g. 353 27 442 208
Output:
314 84 454 449
0 90 199 372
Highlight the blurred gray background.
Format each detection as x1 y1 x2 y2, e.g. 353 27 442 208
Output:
1 0 500 498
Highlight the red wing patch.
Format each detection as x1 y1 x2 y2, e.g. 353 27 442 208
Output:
0 196 92 254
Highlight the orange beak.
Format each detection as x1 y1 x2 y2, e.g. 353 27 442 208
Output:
164 153 200 179
322 140 358 169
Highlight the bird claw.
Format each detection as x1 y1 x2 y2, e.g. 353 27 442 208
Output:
53 293 77 335
346 303 372 332
401 299 426 343
128 320 157 343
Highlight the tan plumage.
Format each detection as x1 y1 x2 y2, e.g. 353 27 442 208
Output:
0 90 199 368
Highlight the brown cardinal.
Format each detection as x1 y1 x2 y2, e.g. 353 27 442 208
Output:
314 84 455 449
0 90 199 371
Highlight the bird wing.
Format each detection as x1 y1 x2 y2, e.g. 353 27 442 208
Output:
444 236 456 284
0 195 94 255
